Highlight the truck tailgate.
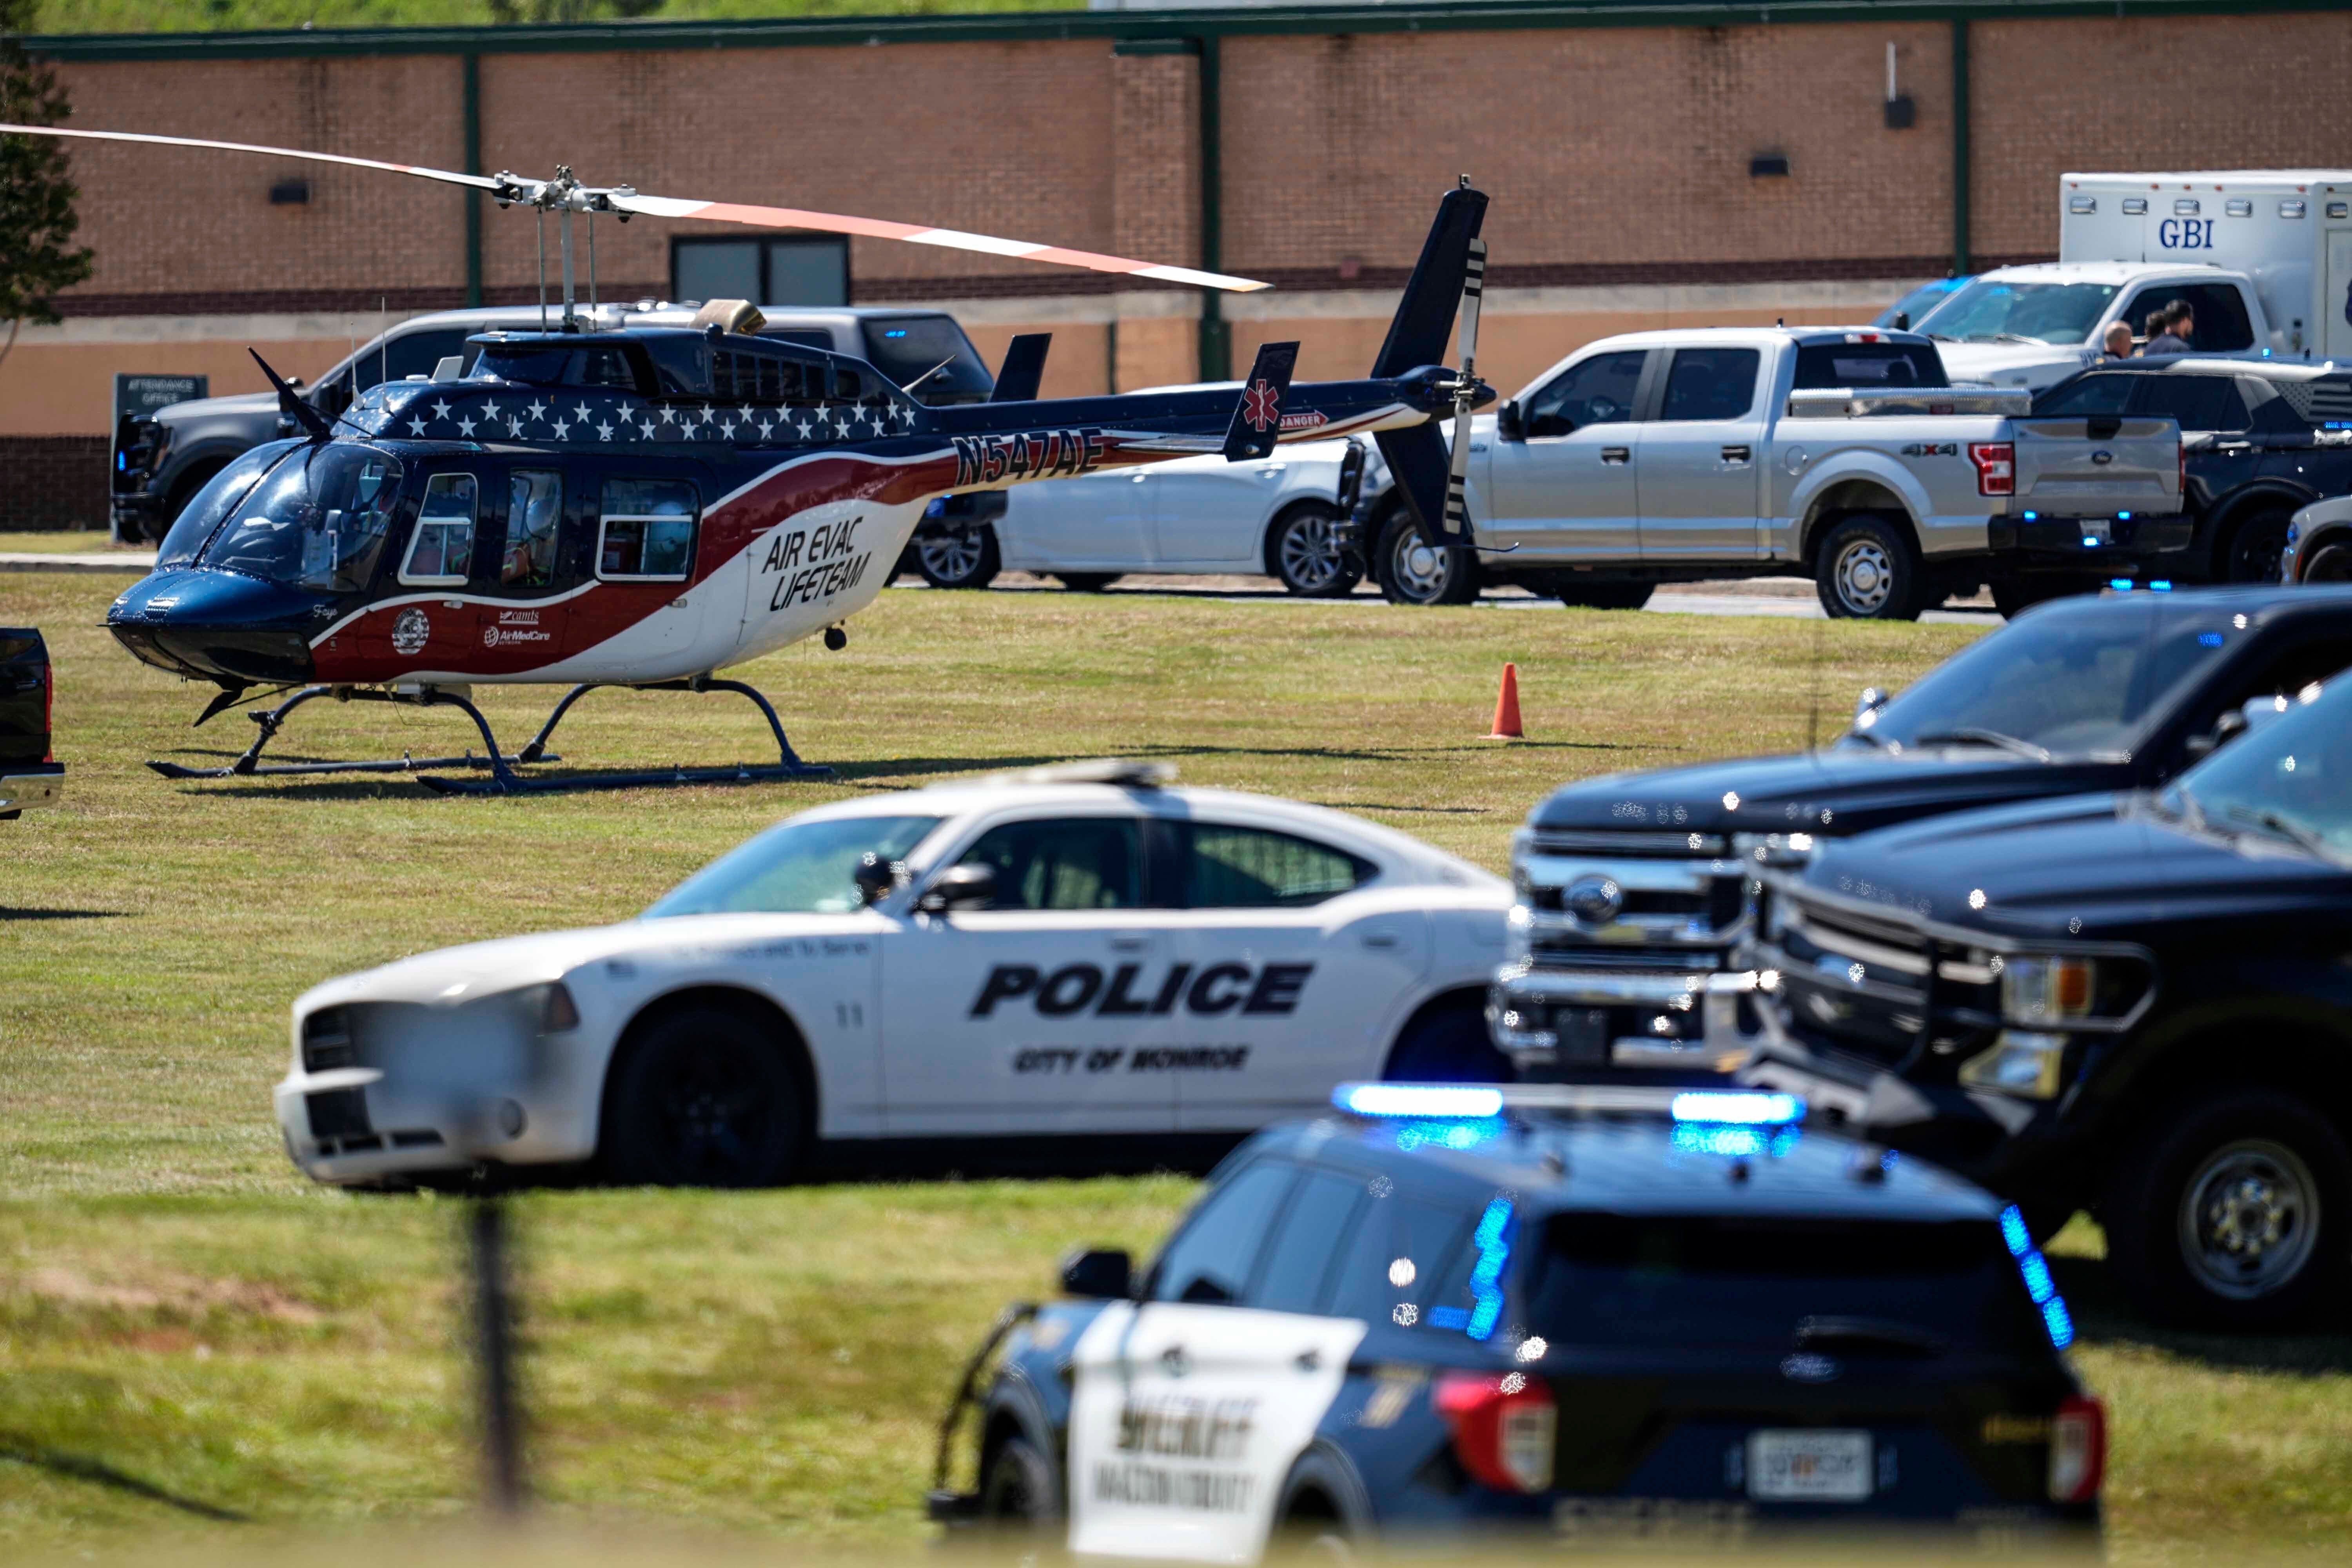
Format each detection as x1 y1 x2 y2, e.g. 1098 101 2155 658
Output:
2009 416 2181 515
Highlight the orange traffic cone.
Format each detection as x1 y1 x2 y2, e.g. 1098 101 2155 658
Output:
1488 662 1524 739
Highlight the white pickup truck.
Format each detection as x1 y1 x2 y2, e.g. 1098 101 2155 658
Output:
1367 327 2184 620
1919 169 2352 390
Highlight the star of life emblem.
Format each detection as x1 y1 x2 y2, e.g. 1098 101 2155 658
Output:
1242 377 1281 433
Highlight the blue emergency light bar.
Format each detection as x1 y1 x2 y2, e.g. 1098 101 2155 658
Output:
1331 1083 1806 1124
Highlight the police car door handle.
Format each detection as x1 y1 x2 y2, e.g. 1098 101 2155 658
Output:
1601 446 1631 465
1109 933 1155 951
1359 931 1401 949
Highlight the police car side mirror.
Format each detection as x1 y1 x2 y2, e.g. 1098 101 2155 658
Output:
852 853 898 907
1060 1247 1132 1299
915 862 996 914
1497 399 1526 443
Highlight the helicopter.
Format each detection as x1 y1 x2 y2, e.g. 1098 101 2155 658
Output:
4 124 1494 794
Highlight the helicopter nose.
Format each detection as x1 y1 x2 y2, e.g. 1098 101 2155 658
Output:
108 569 320 685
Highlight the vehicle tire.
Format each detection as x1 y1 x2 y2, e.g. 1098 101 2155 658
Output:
2102 1087 2352 1331
1556 581 1655 610
1057 572 1120 592
2217 506 2296 585
1382 998 1512 1083
1266 501 1362 598
1814 515 1926 621
1989 575 2097 621
979 1434 1061 1530
599 1004 808 1188
1374 510 1480 605
2299 542 2352 583
1272 1446 1371 1553
914 525 1000 590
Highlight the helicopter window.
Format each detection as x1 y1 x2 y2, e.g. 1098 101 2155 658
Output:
710 348 820 407
501 470 563 588
199 443 405 593
597 478 697 582
400 473 479 586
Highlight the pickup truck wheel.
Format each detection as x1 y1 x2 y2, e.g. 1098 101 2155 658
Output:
979 1434 1061 1528
1057 572 1120 592
1815 515 1926 621
600 1006 807 1188
914 526 1000 590
1558 581 1655 610
2218 507 2294 584
2299 542 2352 583
2104 1088 2351 1330
1268 501 1362 597
1375 511 1481 605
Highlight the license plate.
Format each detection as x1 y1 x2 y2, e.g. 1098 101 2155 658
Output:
1746 1430 1872 1502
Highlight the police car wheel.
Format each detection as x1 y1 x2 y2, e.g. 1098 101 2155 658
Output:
1814 515 1925 621
2301 543 2352 583
1374 511 1480 606
2105 1087 2352 1330
979 1434 1061 1528
1268 501 1362 598
915 526 1001 590
2219 507 2294 585
600 1006 807 1188
1382 998 1512 1083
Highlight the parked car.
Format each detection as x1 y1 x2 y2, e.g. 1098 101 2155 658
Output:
906 390 1373 598
2024 358 2352 600
1744 652 2352 1331
1358 327 2181 619
274 762 1510 1189
1875 275 1970 330
1490 586 2352 1082
0 628 62 820
2281 487 2352 584
929 1084 2102 1555
113 302 995 543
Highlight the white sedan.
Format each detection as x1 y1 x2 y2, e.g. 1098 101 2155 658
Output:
909 426 1374 598
274 764 1510 1187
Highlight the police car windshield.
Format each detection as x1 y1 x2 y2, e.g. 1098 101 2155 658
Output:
644 814 942 916
1521 1214 2049 1355
1840 599 2225 759
198 443 405 592
1914 279 2118 345
156 440 298 570
2168 678 2352 864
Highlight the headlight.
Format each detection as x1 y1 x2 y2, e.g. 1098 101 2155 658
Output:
1960 1030 2069 1098
2001 955 2094 1022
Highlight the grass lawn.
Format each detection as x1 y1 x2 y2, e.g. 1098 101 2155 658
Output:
0 532 135 555
2 569 2348 1561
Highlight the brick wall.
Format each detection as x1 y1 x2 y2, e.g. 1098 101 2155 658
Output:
0 436 110 530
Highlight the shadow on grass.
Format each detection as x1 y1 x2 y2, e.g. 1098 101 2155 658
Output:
2051 1253 2352 1375
0 907 127 920
0 1437 249 1522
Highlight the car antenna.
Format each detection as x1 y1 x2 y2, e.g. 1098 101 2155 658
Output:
379 296 387 391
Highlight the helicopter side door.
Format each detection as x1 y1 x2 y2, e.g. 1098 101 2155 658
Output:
456 463 581 675
559 454 707 675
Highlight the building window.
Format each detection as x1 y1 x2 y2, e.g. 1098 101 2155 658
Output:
672 236 849 307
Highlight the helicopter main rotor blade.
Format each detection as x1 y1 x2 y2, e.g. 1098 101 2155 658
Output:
0 121 1269 293
0 122 504 191
609 191 1267 292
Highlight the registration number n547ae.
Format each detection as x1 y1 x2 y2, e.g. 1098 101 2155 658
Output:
1746 1430 1872 1501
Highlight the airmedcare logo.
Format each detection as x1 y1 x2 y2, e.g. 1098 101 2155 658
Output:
971 961 1312 1019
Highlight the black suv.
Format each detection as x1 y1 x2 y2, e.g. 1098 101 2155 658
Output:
2020 358 2352 598
931 1085 2103 1552
0 629 62 820
1744 646 2352 1331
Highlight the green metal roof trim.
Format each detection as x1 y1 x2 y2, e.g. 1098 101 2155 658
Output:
26 0 2352 61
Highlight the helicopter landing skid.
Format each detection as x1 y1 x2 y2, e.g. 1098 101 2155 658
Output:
414 677 833 796
149 684 547 785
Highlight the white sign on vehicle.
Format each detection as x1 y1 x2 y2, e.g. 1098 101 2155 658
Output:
1068 1301 1368 1563
1745 1429 1873 1502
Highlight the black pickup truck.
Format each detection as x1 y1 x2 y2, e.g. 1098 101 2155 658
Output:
1742 661 2352 1333
2016 358 2352 600
1493 586 2352 1081
1 628 63 819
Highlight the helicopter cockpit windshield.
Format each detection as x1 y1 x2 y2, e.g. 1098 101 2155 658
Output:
198 443 407 594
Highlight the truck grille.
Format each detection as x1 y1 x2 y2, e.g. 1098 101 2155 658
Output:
1519 829 1746 965
1758 888 1998 1071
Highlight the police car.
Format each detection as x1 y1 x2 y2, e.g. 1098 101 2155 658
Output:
928 1085 2103 1556
274 764 1510 1185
